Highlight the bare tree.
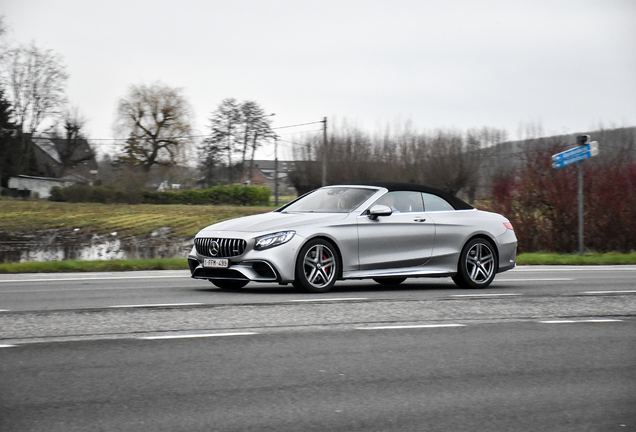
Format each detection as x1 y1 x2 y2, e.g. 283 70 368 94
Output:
202 99 273 184
203 98 241 183
240 101 274 184
0 42 68 134
115 82 193 172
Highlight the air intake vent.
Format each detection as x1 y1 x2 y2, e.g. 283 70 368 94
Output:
194 238 246 258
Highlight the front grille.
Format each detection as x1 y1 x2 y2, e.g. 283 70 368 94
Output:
195 237 246 258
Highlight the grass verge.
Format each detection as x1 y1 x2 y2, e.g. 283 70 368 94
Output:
1 252 635 274
516 252 636 265
0 258 188 274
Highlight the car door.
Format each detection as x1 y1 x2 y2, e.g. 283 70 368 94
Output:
357 191 435 271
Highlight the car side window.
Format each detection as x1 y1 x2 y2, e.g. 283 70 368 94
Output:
373 191 424 213
422 193 455 211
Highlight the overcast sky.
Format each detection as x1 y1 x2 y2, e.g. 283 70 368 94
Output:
3 0 636 159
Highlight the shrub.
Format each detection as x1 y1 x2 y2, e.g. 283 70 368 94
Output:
52 184 271 206
50 184 131 204
487 146 636 253
142 185 270 206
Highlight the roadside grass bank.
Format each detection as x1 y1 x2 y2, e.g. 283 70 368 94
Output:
1 253 635 274
0 200 271 238
516 252 636 265
0 258 188 274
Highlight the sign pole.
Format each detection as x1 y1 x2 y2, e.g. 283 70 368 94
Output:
578 161 584 255
552 135 598 256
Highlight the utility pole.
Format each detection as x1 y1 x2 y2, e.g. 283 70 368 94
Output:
321 117 327 186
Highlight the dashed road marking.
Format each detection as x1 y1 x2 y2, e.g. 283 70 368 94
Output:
358 324 466 330
288 298 369 302
539 319 622 324
110 303 204 308
0 344 17 348
451 293 521 297
583 290 636 294
140 332 257 340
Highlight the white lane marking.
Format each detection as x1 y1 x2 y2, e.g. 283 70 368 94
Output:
496 278 573 282
358 324 466 330
0 309 8 312
539 320 577 324
539 319 622 324
583 290 636 294
451 293 521 297
0 275 187 283
140 332 257 340
110 303 204 308
289 298 369 302
0 344 17 348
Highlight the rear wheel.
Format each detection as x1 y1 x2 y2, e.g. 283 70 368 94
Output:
209 280 249 290
452 238 497 289
294 239 339 293
372 277 406 285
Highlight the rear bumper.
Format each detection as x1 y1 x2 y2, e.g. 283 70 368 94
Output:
497 240 517 273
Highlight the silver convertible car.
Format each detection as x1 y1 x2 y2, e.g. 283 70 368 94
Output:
188 182 517 292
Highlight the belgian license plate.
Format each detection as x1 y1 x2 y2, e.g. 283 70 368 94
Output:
203 258 229 268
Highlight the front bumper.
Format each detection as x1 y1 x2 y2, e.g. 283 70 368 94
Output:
188 232 305 284
188 258 279 282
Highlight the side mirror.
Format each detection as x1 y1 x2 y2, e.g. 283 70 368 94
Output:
368 204 392 220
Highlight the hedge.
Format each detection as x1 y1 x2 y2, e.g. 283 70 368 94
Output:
49 184 270 206
143 185 270 206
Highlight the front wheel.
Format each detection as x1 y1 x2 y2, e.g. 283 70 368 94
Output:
452 238 498 289
294 239 340 293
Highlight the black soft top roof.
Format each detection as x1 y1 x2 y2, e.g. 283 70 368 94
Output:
357 181 474 210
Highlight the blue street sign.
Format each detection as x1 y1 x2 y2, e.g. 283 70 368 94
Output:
552 141 599 169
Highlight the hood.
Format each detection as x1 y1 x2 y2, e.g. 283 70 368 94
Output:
198 212 349 235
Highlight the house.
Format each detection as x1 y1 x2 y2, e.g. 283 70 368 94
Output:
5 134 98 199
31 135 98 181
7 174 80 199
240 160 297 196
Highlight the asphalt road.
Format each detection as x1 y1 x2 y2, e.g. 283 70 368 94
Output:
1 266 635 431
0 265 635 311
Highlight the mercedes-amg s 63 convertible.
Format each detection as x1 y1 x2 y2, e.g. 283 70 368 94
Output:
188 182 517 292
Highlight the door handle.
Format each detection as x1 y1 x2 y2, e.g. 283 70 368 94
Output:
413 218 427 222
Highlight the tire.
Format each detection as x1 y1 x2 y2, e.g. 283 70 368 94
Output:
294 239 340 293
209 279 249 290
452 238 498 289
372 277 406 285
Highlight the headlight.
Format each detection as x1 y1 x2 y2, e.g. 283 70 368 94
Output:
254 231 295 250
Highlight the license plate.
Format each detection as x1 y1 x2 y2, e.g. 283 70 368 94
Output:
203 258 229 268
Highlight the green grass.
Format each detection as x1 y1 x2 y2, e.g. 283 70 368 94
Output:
0 200 271 238
516 252 636 265
0 258 189 274
1 200 635 274
1 252 634 274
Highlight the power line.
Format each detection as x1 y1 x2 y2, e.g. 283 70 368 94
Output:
28 120 326 144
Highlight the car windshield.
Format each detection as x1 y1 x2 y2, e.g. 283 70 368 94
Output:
282 187 377 213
